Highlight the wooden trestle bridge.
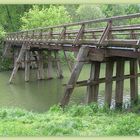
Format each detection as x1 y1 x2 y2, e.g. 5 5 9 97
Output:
3 13 140 109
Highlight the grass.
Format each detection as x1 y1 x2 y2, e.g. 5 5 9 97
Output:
0 104 140 136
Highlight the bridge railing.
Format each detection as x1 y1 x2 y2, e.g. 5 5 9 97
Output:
5 13 140 49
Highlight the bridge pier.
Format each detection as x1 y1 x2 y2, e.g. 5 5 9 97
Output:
9 44 64 83
104 60 114 107
9 44 26 83
87 62 101 104
115 59 125 109
25 49 30 82
130 59 138 105
37 51 45 80
54 50 63 79
61 46 139 109
46 50 53 80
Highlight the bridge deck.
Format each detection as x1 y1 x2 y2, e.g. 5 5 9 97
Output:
3 13 140 59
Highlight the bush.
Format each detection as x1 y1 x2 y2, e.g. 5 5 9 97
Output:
21 5 72 30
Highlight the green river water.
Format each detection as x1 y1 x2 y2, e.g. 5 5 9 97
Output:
0 63 139 113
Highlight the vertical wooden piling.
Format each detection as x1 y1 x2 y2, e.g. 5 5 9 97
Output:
130 59 138 105
87 62 100 104
21 55 25 69
9 44 26 83
47 50 53 79
37 51 45 80
115 59 125 109
25 50 30 82
104 60 114 107
32 51 38 69
13 49 19 67
60 46 89 107
54 51 63 79
63 51 73 72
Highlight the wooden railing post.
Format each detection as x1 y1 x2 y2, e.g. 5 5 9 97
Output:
73 24 85 45
38 29 43 41
98 20 112 46
26 31 28 40
60 27 73 72
21 32 23 41
47 28 53 41
31 30 35 41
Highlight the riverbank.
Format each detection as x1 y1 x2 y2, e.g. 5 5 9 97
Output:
0 104 140 136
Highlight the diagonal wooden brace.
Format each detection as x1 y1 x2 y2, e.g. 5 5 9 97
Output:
60 46 89 107
98 20 112 46
9 44 27 83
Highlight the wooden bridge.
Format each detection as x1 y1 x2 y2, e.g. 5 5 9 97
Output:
3 13 140 109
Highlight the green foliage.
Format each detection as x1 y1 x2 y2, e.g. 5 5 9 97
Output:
76 4 105 21
0 25 12 71
125 4 140 14
21 5 72 30
100 4 140 26
0 104 140 136
64 4 79 22
0 26 5 39
0 5 32 32
0 58 12 71
104 114 140 136
100 4 126 17
76 5 105 28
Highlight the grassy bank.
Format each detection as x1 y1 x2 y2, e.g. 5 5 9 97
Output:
0 104 140 136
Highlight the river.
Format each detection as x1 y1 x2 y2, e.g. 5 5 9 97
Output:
0 63 139 112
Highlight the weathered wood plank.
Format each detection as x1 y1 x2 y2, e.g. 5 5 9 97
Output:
13 48 19 67
76 73 140 87
115 59 125 109
60 46 89 107
73 24 85 45
98 20 112 45
130 59 138 105
54 51 63 79
47 50 53 79
9 44 26 83
86 62 101 103
2 43 11 58
104 60 114 107
25 50 30 82
5 13 140 34
37 51 45 80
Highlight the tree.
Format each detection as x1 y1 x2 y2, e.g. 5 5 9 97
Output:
100 4 126 17
76 5 105 28
0 5 32 32
64 4 79 22
20 5 72 30
76 4 105 21
124 4 140 25
100 4 140 25
0 25 5 39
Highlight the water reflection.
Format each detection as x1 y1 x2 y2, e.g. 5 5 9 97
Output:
0 64 139 112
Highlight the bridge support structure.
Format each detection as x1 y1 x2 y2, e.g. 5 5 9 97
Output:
4 13 140 109
60 46 139 109
9 44 64 83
